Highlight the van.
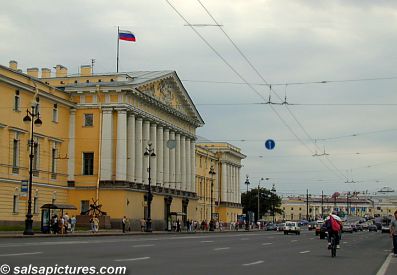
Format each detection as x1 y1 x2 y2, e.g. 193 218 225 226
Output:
283 221 301 235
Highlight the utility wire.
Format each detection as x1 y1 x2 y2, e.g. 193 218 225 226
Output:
194 0 348 181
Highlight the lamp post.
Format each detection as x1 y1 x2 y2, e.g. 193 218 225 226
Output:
144 143 156 232
23 104 42 235
271 184 276 223
244 176 250 230
209 165 216 231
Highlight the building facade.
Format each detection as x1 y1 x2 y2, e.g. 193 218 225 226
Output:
0 61 245 229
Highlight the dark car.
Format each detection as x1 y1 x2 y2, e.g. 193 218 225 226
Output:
308 221 316 231
368 224 377 232
319 223 327 239
265 224 277 231
381 224 391 233
355 224 363 231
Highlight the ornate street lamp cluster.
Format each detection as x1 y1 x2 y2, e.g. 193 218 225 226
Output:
23 102 42 235
144 143 156 232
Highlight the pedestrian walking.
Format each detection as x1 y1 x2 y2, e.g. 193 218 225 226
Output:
92 215 99 233
140 218 146 232
70 215 76 233
122 216 126 233
391 210 397 257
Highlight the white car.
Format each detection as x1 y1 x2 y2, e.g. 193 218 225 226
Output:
284 221 301 235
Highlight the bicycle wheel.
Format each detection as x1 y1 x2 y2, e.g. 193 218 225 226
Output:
331 236 336 257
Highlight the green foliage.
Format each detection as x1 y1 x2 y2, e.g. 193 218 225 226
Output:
241 187 282 221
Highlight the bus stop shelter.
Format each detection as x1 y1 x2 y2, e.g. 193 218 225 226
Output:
40 203 77 233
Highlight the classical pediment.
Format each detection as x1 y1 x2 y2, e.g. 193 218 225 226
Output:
136 72 204 126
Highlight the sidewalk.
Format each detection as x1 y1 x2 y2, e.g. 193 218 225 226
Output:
0 228 247 238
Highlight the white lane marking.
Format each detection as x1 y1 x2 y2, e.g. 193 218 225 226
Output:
115 257 150 262
214 247 230 251
132 244 155 248
240 238 249 240
262 243 272 246
201 240 214 243
267 236 275 239
299 251 310 254
291 240 298 242
243 260 264 266
309 238 314 240
0 252 43 257
376 253 393 275
342 241 348 244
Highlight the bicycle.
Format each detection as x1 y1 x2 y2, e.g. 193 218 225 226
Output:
330 233 337 257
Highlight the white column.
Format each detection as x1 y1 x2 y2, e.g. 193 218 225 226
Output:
127 114 135 182
135 117 143 183
142 120 150 185
156 126 163 186
100 109 113 180
227 165 231 202
116 109 127 181
180 136 186 191
150 123 157 185
233 166 237 203
191 140 196 193
67 109 76 182
186 138 191 192
222 162 227 202
163 129 170 187
175 133 181 190
169 131 176 188
237 167 241 204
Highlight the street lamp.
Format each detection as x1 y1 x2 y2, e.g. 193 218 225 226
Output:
271 184 276 223
244 176 250 230
257 177 269 223
144 143 156 232
209 165 216 231
23 103 42 235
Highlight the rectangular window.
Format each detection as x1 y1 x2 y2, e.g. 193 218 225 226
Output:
52 104 58 122
83 152 94 175
51 147 57 179
32 141 40 176
81 200 90 214
84 114 93 126
13 195 18 213
14 94 20 111
12 138 19 173
34 197 39 214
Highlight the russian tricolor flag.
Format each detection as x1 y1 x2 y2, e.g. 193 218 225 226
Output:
118 30 136 42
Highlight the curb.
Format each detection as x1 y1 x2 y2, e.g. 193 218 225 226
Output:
0 229 253 239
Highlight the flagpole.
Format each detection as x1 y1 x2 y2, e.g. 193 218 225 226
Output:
117 26 119 73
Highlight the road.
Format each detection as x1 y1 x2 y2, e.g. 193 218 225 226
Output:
0 230 392 275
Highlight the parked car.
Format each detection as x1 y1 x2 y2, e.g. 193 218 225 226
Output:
342 223 354 233
284 221 301 235
368 224 378 232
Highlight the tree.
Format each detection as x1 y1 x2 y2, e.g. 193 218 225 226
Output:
241 187 282 221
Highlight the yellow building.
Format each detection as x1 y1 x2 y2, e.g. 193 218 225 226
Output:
0 62 72 225
195 142 246 223
0 61 246 230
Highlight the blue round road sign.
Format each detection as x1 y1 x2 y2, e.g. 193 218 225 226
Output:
265 139 275 150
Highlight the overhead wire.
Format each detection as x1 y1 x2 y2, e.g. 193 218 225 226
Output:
166 0 342 181
194 0 348 181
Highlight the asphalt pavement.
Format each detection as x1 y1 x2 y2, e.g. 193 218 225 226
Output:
0 230 395 275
